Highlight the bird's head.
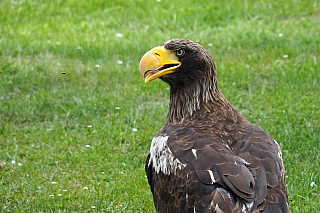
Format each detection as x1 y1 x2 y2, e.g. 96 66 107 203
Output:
139 39 216 88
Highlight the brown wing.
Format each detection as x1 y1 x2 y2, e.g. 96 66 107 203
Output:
223 120 289 212
145 123 289 213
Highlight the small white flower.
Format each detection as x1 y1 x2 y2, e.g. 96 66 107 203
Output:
77 46 82 50
62 189 67 192
58 194 62 196
232 82 236 86
156 0 162 2
116 33 123 38
11 160 16 165
83 186 88 189
51 182 57 184
17 163 22 166
56 41 61 45
132 128 137 132
87 125 93 128
278 33 283 37
91 206 96 209
208 43 213 47
38 186 41 189
283 55 289 58
115 107 121 110
95 64 101 68
117 60 123 65
85 145 91 148
47 129 52 131
119 171 124 174
47 40 51 43
49 195 55 197
311 181 316 187
228 46 231 50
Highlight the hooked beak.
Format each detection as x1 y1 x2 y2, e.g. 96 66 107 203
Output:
139 46 181 83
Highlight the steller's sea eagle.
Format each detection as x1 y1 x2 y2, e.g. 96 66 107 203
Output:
139 39 289 213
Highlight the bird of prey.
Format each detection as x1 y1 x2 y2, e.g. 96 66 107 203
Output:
139 39 289 213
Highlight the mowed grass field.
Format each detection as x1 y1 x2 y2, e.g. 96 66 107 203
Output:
0 0 319 212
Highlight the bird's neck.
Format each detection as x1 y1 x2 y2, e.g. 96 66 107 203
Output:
166 78 230 125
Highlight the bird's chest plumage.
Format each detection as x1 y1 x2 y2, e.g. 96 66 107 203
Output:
149 135 186 175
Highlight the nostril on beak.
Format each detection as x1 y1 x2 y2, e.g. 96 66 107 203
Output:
154 52 160 58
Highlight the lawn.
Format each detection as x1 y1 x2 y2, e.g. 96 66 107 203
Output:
0 0 319 212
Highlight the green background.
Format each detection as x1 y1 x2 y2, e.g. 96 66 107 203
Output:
0 0 319 212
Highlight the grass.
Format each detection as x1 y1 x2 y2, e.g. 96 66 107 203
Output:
0 0 319 212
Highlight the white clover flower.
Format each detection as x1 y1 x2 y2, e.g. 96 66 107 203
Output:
278 33 283 37
85 145 91 148
87 125 93 128
283 55 289 58
51 182 57 184
117 60 123 65
132 128 137 132
116 33 123 38
95 64 101 68
311 181 316 187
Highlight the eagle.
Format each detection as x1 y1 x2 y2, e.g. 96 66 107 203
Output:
139 39 289 213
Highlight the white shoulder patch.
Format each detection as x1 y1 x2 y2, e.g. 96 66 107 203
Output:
208 170 216 183
149 136 186 175
274 139 283 160
274 139 286 178
191 149 197 158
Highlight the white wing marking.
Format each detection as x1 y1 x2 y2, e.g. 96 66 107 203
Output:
149 136 186 175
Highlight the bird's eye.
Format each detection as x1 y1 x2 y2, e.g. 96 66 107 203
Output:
175 49 185 57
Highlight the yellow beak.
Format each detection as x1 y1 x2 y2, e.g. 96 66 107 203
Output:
139 46 181 83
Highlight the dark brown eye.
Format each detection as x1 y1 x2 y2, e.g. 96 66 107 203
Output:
175 49 185 57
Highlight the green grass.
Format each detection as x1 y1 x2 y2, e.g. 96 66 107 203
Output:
0 0 319 212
